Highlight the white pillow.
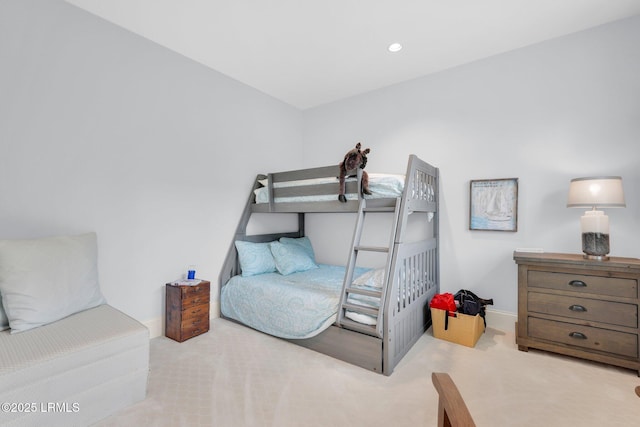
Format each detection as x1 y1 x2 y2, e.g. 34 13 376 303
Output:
352 268 386 289
0 232 107 333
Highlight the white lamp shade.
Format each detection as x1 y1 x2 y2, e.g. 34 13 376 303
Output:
567 176 626 208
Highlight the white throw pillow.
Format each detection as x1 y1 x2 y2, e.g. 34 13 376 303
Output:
0 232 107 333
352 268 386 289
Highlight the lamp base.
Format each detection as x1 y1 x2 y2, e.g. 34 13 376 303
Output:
583 254 610 261
581 232 610 260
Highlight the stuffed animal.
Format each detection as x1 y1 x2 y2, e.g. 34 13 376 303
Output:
338 142 371 203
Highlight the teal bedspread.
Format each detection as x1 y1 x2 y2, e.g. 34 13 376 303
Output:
221 264 369 339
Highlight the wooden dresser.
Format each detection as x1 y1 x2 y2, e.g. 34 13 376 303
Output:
514 252 640 375
165 280 210 342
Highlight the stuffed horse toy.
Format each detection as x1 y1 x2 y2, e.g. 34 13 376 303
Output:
338 142 371 203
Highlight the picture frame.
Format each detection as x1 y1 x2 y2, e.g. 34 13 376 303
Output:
469 178 518 232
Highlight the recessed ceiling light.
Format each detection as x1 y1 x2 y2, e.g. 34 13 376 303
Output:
388 43 402 53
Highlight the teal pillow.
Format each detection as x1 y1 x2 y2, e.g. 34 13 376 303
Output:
235 241 277 277
279 236 316 262
270 241 318 275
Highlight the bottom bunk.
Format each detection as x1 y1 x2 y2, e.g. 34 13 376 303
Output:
220 236 438 375
221 264 377 339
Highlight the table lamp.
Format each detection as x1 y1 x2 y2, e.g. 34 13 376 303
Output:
567 176 625 260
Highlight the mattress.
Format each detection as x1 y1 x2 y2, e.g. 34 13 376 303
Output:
0 304 149 427
254 173 406 204
221 264 378 339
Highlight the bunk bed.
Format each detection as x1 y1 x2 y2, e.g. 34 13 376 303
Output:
219 154 439 375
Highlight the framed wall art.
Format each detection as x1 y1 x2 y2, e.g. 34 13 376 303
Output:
469 178 518 232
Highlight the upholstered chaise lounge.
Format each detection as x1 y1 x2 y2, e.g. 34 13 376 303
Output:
0 233 149 427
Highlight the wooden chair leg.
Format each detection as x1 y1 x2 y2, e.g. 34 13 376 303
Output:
432 372 476 427
635 386 640 398
438 400 453 427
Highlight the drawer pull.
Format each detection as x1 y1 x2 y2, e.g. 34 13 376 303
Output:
568 304 587 312
568 280 587 288
569 332 587 340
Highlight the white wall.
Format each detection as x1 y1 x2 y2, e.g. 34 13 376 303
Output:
0 0 302 330
302 16 640 314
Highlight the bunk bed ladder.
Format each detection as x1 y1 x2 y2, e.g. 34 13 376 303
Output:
337 197 401 337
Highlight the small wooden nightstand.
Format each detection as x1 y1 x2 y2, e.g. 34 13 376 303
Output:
514 252 640 375
165 280 210 342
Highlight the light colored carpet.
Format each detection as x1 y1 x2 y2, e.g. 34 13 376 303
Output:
94 318 640 426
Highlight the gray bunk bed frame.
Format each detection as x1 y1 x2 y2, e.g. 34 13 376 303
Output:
219 154 439 375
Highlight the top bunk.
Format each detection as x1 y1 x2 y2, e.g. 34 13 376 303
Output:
251 154 438 214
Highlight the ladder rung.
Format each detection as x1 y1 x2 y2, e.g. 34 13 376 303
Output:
339 318 378 336
346 287 382 298
343 303 379 317
363 206 395 212
354 245 389 253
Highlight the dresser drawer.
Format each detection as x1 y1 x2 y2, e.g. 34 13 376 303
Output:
528 271 637 298
528 292 638 328
529 317 638 359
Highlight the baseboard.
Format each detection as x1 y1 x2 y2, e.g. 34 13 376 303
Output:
142 300 221 339
485 309 517 334
143 317 163 339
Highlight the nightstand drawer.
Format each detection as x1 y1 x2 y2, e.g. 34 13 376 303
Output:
181 322 210 341
529 317 638 358
181 314 208 330
182 303 209 321
528 271 637 298
182 293 210 308
181 282 210 297
528 292 638 328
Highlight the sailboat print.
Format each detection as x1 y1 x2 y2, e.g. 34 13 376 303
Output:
485 189 512 221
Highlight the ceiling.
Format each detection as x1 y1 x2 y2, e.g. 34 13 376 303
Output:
65 0 640 110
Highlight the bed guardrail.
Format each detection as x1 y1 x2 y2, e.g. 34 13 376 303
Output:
391 239 438 314
381 238 438 374
253 165 366 213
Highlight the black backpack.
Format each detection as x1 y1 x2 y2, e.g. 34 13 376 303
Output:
454 289 494 327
